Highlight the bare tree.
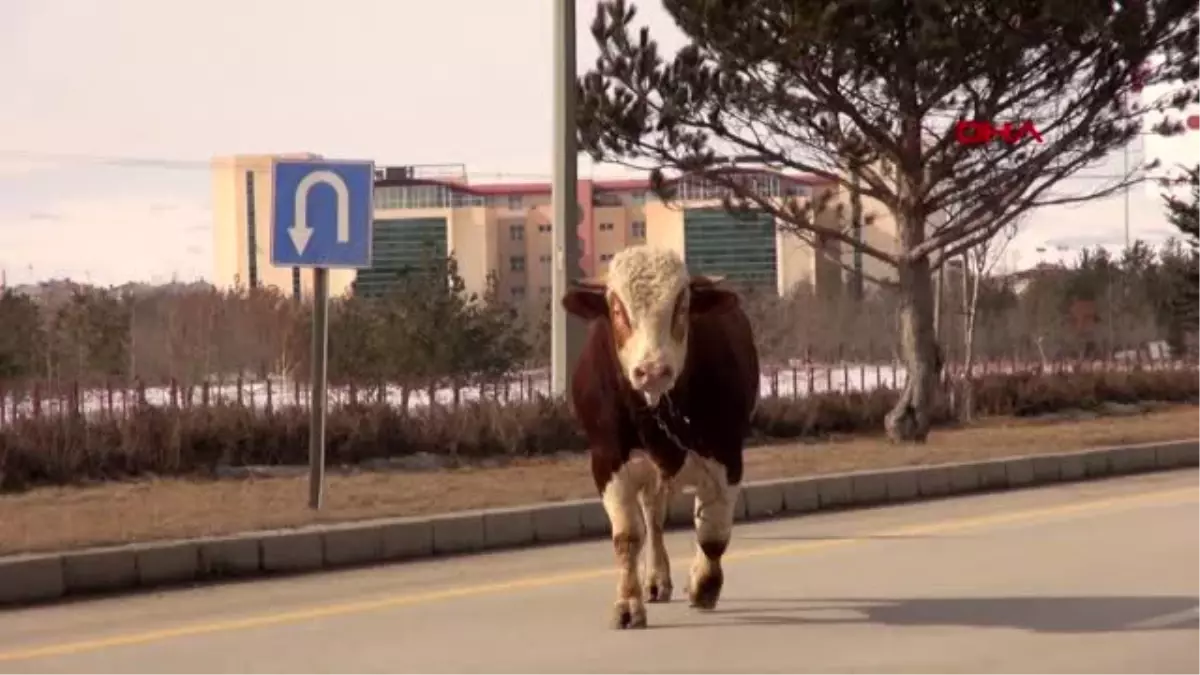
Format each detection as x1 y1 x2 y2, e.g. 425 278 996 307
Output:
958 221 1019 420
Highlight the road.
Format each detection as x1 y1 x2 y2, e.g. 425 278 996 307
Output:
0 470 1196 674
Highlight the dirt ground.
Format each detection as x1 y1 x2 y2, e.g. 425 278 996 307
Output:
1 405 1196 555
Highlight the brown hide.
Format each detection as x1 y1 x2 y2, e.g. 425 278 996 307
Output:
561 279 759 494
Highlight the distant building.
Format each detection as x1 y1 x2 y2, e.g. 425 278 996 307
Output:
210 153 322 298
1000 263 1070 295
210 155 907 305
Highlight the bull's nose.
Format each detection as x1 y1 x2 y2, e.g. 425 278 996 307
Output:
632 362 673 387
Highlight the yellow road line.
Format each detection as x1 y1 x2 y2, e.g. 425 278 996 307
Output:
0 486 1194 664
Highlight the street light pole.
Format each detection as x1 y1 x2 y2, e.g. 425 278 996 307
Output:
550 0 586 400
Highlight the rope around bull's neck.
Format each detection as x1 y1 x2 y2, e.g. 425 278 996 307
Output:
650 393 728 523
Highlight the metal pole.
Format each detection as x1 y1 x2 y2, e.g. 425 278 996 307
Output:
308 267 330 510
550 0 586 399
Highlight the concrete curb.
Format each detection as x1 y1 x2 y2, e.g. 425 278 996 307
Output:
1 439 1195 608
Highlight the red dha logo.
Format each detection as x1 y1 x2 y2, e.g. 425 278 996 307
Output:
955 120 1045 145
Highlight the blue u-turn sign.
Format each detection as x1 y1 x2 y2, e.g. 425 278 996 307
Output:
271 159 375 269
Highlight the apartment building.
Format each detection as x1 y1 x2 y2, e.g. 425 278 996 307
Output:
211 156 904 305
211 152 328 297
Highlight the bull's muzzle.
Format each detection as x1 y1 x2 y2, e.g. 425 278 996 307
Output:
631 360 675 405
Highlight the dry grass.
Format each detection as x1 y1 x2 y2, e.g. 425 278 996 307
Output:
1 405 1195 556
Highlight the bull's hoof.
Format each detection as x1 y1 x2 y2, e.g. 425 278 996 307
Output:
611 601 648 630
645 579 673 603
687 569 724 611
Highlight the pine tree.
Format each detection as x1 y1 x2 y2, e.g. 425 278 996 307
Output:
577 0 1198 441
1161 164 1199 354
0 289 44 380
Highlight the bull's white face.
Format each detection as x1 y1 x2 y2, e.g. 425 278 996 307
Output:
604 247 691 407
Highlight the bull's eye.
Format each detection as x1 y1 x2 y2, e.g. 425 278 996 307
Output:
612 305 629 330
607 292 634 346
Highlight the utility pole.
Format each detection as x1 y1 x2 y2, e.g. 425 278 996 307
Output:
550 0 586 400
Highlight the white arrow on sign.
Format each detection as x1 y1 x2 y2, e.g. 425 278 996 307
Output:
290 169 351 255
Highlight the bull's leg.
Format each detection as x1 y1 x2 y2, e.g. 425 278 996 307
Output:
687 459 739 611
601 459 652 629
638 476 673 603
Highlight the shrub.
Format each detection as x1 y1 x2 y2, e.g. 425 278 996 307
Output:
0 368 1195 493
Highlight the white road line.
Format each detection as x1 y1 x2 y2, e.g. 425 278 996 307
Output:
1127 606 1200 630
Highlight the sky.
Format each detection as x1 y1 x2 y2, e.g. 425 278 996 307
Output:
1 0 1196 287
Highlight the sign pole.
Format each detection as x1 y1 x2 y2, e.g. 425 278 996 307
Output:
270 156 374 510
308 266 330 510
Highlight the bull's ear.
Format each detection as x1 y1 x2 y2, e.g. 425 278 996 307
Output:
562 288 608 319
689 285 739 315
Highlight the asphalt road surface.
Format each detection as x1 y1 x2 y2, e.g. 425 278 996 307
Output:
1 470 1196 674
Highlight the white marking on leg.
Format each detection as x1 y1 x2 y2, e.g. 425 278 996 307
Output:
686 455 738 610
638 474 673 603
694 479 737 545
601 457 656 628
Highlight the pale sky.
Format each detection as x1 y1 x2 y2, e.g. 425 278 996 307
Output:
1 0 1195 287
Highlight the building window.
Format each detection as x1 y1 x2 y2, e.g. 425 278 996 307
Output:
508 194 523 210
630 191 647 205
538 224 551 233
600 253 614 262
511 285 526 300
510 255 526 272
539 254 551 263
509 223 524 241
598 222 614 232
371 184 485 210
630 220 646 239
593 192 623 207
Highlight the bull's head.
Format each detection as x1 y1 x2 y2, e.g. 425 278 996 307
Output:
561 245 739 406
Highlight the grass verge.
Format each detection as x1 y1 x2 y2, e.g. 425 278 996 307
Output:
0 404 1195 556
